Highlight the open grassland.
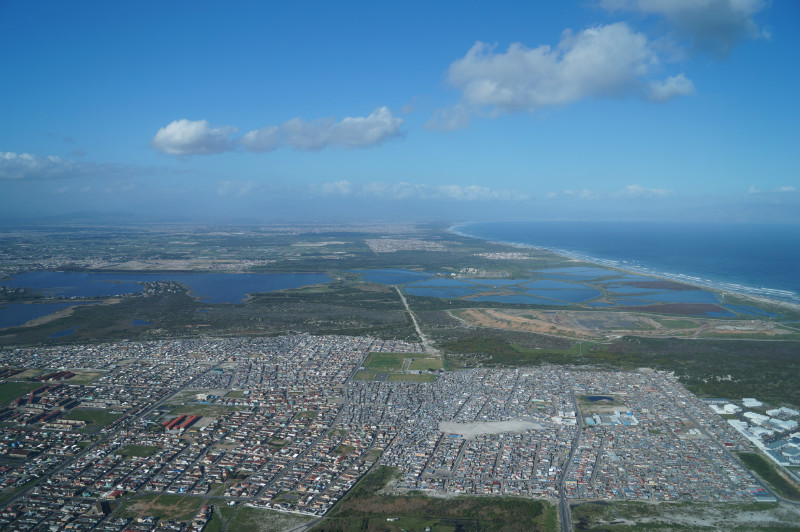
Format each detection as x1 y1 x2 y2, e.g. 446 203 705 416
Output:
312 466 557 532
388 373 437 382
0 381 41 404
226 505 315 532
118 493 203 521
65 370 103 384
63 408 121 429
118 444 158 457
360 351 441 382
364 352 406 370
409 356 443 370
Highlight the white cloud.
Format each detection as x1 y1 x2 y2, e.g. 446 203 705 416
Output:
648 73 695 101
217 180 259 198
601 0 769 57
435 22 693 127
437 184 527 201
0 151 137 180
321 180 353 196
563 189 598 199
239 126 281 153
240 108 403 152
554 185 673 200
315 181 528 201
776 186 796 193
447 23 662 114
235 107 404 153
618 184 673 197
150 119 237 156
748 185 761 194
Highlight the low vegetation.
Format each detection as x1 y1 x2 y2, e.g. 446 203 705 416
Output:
312 466 557 532
442 333 800 406
0 381 41 404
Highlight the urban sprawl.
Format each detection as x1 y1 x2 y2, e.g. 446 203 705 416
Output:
0 334 795 530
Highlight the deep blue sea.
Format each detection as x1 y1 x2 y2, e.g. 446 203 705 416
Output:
452 221 800 306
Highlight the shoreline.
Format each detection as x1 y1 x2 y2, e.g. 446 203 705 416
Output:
448 222 800 314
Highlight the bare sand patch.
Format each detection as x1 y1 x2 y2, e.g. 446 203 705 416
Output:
439 419 543 439
17 302 103 328
456 308 791 340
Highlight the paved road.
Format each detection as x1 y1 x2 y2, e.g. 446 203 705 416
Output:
557 392 582 532
395 286 438 354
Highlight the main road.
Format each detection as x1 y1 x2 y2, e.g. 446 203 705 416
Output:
395 285 438 355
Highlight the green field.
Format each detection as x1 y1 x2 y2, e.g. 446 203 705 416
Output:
118 444 158 458
227 505 315 532
388 373 437 382
118 493 203 521
66 371 103 384
363 352 406 370
409 357 443 371
0 381 41 404
63 408 121 430
313 466 556 532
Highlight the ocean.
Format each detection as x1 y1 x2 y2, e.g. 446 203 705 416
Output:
452 221 800 306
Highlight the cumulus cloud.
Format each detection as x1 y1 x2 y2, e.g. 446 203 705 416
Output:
648 73 695 101
435 22 692 127
239 126 281 153
448 23 659 113
0 151 135 180
156 108 403 155
601 0 769 57
242 107 403 152
150 119 237 156
315 181 528 201
217 180 259 198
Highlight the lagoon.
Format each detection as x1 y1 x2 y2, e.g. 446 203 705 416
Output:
0 301 95 329
1 271 332 304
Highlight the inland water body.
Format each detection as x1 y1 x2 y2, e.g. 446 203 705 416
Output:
0 272 331 328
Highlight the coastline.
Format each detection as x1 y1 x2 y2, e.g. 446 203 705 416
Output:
448 222 800 314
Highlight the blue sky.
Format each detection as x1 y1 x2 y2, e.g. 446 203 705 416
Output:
1 0 798 222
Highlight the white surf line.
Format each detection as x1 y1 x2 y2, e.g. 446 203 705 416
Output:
395 285 439 355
